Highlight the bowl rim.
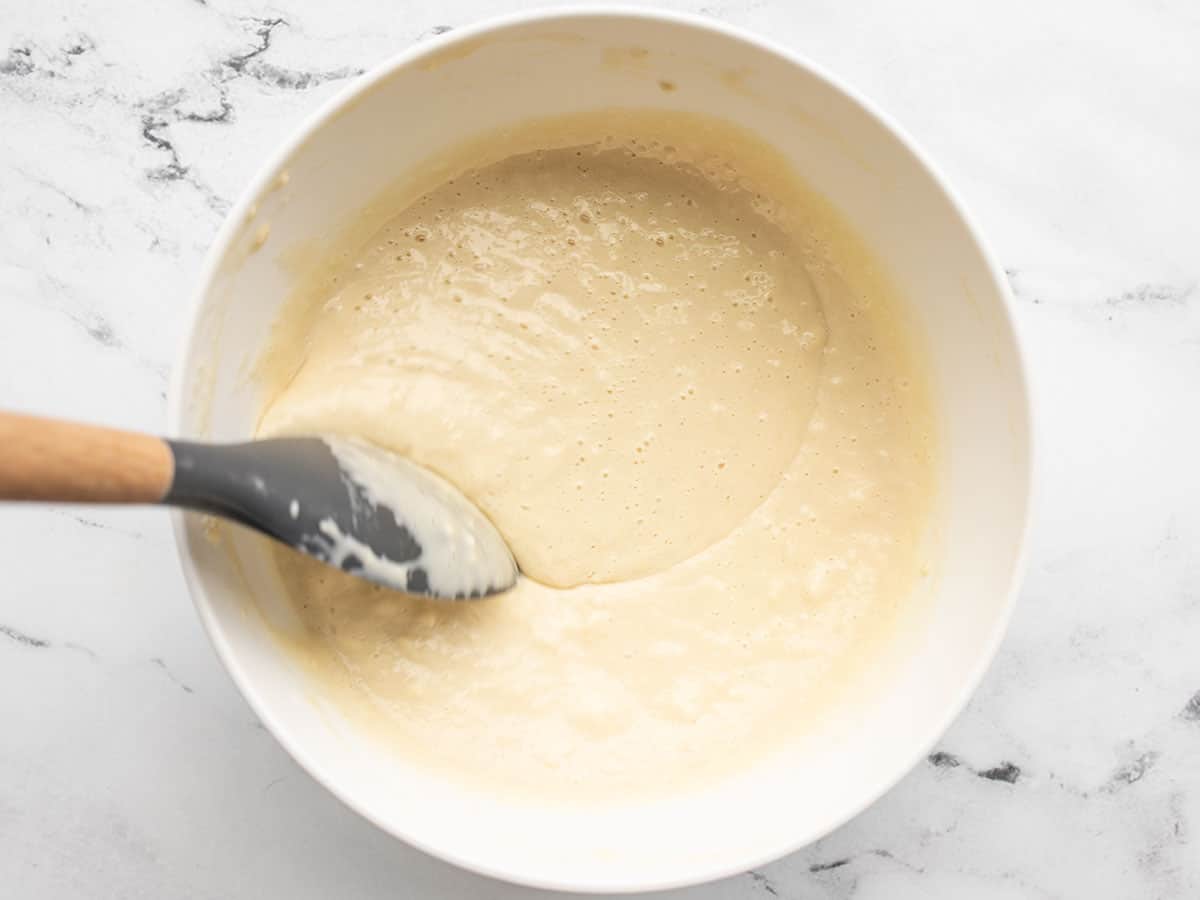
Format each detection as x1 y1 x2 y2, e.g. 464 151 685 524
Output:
166 5 1036 893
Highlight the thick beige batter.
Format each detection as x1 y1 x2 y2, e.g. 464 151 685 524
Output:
256 113 938 801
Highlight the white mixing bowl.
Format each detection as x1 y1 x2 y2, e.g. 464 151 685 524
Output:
169 8 1032 892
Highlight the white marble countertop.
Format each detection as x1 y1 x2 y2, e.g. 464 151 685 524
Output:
2 1 1198 896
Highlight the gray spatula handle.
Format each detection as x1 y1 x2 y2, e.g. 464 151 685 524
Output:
0 411 174 503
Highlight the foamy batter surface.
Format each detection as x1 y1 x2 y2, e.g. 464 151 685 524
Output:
256 114 937 801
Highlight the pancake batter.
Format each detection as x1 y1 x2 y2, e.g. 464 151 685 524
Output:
255 113 938 801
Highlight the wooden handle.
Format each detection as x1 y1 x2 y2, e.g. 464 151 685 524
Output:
0 411 174 504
